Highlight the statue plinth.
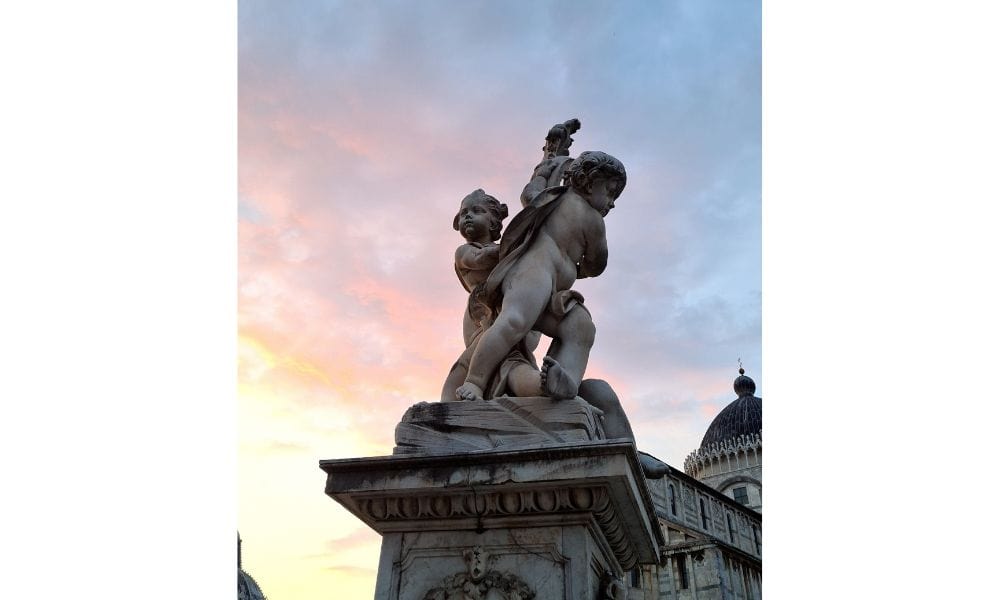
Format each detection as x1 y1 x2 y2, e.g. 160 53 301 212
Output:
321 441 663 599
393 395 606 455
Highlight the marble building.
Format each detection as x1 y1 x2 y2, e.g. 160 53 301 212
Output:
632 369 763 599
683 369 762 513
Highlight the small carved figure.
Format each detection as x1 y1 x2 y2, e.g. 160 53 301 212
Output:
456 151 627 403
422 546 535 600
440 190 545 401
464 546 488 584
520 118 581 207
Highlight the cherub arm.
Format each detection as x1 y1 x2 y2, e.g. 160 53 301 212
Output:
520 158 560 206
455 243 500 270
576 219 608 279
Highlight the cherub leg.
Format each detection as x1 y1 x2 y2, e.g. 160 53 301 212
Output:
441 345 474 402
506 362 544 397
540 356 579 400
536 306 596 400
459 280 550 401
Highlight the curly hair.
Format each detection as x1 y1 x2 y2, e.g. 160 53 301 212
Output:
563 151 627 199
452 189 509 241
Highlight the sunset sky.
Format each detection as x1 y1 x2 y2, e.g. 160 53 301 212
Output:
7 3 1000 600
238 1 760 597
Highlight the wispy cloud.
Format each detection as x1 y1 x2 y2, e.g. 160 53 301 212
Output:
239 2 760 598
326 564 378 576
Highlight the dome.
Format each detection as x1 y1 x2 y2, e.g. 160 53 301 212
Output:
239 570 267 600
238 533 268 600
699 369 761 449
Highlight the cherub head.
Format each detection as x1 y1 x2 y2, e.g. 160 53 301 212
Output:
543 118 582 158
453 189 508 243
563 151 627 216
462 546 488 583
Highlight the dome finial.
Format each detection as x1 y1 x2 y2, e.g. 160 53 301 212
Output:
738 357 744 376
733 362 755 396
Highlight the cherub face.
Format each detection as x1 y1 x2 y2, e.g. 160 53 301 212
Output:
457 197 493 242
585 176 620 217
465 547 486 582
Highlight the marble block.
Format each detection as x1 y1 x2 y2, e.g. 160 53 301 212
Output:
320 441 663 599
393 396 607 456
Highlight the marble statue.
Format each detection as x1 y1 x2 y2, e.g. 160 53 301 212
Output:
325 121 676 600
410 130 641 456
440 189 545 402
455 151 627 403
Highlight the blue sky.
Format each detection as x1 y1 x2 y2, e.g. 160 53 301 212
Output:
238 1 760 596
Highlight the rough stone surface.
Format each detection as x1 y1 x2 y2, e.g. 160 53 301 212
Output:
394 396 606 456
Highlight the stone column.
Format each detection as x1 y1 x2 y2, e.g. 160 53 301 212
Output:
321 441 662 600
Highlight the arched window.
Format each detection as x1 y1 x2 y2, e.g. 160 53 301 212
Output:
727 513 735 543
668 484 677 516
700 498 709 529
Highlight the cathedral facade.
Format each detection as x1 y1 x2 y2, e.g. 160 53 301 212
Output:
631 369 762 599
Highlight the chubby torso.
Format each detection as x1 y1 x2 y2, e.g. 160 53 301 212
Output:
504 190 606 295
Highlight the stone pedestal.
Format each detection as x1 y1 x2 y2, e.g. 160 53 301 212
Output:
321 441 663 599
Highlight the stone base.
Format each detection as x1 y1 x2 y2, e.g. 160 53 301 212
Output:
393 396 607 456
321 441 663 599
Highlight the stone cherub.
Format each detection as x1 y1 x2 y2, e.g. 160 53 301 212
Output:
455 151 627 403
422 546 535 600
440 189 546 401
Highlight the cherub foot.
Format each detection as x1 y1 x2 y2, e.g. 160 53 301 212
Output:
541 356 579 400
455 382 484 402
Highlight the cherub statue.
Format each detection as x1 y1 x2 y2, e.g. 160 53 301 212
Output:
440 189 545 401
456 151 626 403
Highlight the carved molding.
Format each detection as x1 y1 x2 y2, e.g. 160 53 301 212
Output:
356 484 639 568
683 433 762 476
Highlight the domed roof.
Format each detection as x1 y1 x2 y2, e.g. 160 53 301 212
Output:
239 570 267 600
699 369 762 449
238 533 268 600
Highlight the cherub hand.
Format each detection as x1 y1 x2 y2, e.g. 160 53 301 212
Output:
534 157 560 178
